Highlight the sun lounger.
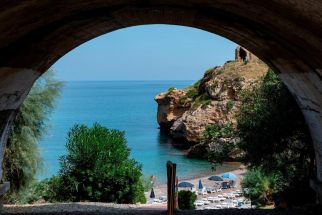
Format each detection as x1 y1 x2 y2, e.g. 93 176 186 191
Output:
159 196 167 201
194 200 204 206
203 200 210 205
198 190 208 195
153 199 162 203
227 193 235 199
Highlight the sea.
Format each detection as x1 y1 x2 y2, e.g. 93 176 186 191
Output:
38 81 240 184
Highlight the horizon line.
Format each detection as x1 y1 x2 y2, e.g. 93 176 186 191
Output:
57 79 197 82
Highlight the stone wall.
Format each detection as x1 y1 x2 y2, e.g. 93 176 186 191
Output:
235 46 259 63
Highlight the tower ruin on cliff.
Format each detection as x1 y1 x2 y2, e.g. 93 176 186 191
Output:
235 46 258 63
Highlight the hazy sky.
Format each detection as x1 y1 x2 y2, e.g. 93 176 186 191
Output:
53 24 236 81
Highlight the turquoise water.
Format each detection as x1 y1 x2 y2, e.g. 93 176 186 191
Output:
39 81 239 184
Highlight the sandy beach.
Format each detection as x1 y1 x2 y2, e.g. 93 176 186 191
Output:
146 165 246 202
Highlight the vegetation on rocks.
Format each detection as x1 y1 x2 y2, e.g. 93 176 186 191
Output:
157 61 316 206
237 70 315 206
2 70 63 203
168 87 176 93
203 123 236 166
155 60 268 156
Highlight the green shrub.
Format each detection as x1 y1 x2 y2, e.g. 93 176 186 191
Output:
203 123 234 141
218 70 225 75
204 123 236 165
204 68 214 76
191 95 211 109
178 190 196 210
237 70 315 206
168 87 176 93
241 168 281 207
185 87 198 99
226 100 234 112
55 123 146 203
4 176 62 204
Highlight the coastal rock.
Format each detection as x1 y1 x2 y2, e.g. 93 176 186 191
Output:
170 100 239 143
155 60 268 158
154 88 191 133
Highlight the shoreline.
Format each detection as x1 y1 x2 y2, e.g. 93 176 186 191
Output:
152 161 243 186
175 162 243 182
147 164 246 201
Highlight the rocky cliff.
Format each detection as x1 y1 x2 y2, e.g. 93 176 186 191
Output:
154 60 268 158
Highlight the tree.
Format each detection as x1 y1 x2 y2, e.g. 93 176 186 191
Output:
2 70 63 201
241 168 281 206
237 70 315 206
203 123 237 166
55 123 146 204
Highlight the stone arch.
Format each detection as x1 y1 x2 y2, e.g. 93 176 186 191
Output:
0 1 322 200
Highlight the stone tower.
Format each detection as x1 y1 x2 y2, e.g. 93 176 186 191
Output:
235 46 258 62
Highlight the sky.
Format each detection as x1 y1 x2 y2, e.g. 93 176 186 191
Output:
53 24 236 81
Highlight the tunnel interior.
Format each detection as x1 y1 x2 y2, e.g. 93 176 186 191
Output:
0 0 322 202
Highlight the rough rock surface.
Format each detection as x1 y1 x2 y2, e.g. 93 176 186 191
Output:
154 90 191 133
155 60 268 157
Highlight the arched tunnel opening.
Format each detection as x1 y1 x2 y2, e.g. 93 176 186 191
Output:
0 1 322 213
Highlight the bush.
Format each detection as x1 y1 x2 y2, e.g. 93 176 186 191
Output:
2 70 63 203
168 87 176 93
241 168 281 207
237 70 313 173
204 123 236 166
237 70 315 206
186 87 198 99
15 176 62 204
226 100 234 112
178 190 196 210
54 123 146 203
192 95 211 108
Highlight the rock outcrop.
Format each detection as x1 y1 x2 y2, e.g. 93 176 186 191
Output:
154 60 268 158
155 89 191 133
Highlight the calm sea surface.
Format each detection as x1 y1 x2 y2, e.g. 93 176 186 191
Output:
39 81 240 184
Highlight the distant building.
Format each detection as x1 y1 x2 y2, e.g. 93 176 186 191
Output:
235 46 258 63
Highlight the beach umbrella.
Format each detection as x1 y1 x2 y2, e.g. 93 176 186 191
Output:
198 179 203 190
150 188 155 198
177 181 194 188
222 172 237 179
208 175 224 181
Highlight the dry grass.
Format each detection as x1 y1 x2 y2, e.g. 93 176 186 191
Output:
216 60 268 80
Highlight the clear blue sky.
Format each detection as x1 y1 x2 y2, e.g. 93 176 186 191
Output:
53 24 236 81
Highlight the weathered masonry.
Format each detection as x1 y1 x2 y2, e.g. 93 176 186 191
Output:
0 0 321 202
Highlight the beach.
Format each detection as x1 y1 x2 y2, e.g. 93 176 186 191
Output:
145 166 246 203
